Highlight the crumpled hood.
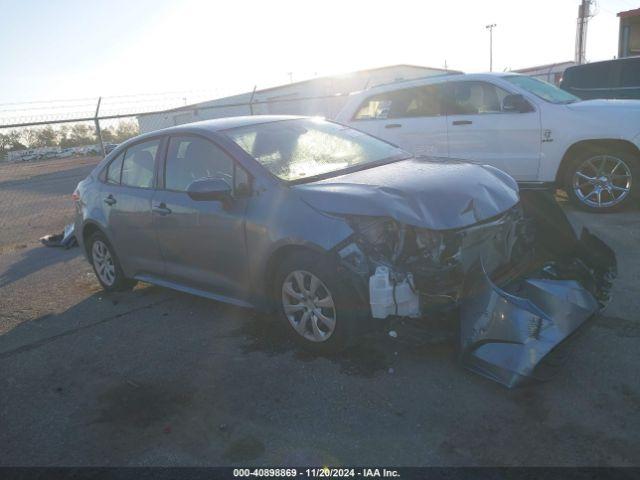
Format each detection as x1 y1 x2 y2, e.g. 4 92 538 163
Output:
292 158 519 230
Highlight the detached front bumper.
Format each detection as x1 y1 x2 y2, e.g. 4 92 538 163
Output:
460 263 600 388
459 191 617 388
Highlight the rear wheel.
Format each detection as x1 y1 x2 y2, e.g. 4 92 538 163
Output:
565 149 637 212
88 232 136 292
275 251 367 353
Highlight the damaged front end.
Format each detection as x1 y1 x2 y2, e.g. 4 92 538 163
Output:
335 190 616 388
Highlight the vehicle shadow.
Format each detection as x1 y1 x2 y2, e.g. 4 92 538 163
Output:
0 246 80 289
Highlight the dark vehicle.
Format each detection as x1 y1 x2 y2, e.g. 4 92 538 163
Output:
104 143 119 155
561 57 640 100
73 116 615 387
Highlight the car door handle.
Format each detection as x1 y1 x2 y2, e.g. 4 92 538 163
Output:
152 203 172 216
452 120 473 126
104 195 116 206
385 123 402 129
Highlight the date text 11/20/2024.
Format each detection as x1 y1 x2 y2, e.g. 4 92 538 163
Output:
233 468 400 478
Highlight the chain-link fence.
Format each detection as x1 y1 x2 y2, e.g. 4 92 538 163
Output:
0 89 357 252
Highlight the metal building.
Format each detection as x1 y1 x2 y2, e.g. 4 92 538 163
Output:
619 8 640 58
138 64 460 133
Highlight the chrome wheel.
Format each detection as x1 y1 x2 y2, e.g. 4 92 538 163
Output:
572 155 632 209
281 270 337 342
92 240 116 286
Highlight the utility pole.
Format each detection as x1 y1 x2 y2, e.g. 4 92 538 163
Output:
575 0 592 64
485 24 497 72
94 97 105 158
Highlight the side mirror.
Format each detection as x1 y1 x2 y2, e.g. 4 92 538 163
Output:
502 94 533 113
187 177 232 202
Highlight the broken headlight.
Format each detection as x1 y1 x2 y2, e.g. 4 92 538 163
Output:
414 228 461 266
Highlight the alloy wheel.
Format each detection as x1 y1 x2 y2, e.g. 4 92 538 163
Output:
281 270 337 342
92 240 116 286
572 154 632 209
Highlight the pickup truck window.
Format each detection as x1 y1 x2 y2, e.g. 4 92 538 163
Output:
353 84 445 120
446 81 510 115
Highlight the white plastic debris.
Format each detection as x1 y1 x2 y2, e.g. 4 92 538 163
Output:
369 266 420 319
388 330 398 338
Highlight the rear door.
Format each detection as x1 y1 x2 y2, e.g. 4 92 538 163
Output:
445 80 541 181
152 134 250 299
346 83 449 157
100 137 165 276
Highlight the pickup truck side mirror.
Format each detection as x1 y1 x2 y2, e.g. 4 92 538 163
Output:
502 94 534 113
187 177 232 202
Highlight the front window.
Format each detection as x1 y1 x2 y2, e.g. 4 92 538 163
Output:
447 81 511 115
165 136 233 192
503 75 579 104
224 118 408 182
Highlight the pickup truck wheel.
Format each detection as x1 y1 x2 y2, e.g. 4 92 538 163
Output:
275 251 367 353
565 150 637 212
88 232 136 292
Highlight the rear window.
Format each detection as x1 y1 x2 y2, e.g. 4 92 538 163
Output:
106 152 124 184
619 60 640 88
353 84 445 120
563 63 613 88
120 139 160 189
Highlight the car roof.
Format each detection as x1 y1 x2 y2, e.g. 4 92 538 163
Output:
565 56 640 70
347 72 520 97
137 115 307 140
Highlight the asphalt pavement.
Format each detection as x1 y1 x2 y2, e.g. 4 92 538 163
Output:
0 158 638 466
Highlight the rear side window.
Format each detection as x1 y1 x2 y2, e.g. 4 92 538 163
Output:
106 152 124 184
121 139 160 189
619 60 640 88
165 136 234 192
353 84 445 120
564 63 612 88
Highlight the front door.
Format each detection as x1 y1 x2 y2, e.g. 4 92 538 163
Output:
100 137 165 277
152 134 250 299
445 80 541 181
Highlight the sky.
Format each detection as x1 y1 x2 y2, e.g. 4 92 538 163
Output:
0 0 635 109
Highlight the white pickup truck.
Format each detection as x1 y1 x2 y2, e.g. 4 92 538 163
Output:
335 73 640 212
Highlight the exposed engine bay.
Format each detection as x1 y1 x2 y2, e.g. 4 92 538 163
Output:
335 190 616 388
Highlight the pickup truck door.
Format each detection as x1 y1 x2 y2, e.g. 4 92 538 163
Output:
344 83 449 157
445 80 541 181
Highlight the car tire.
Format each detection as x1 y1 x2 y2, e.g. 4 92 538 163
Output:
274 251 367 353
565 148 638 212
88 231 136 292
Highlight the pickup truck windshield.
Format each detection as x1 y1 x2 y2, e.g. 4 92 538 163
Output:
503 75 580 104
225 118 409 182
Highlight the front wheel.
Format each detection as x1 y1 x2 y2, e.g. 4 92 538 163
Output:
275 251 367 353
565 150 638 212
